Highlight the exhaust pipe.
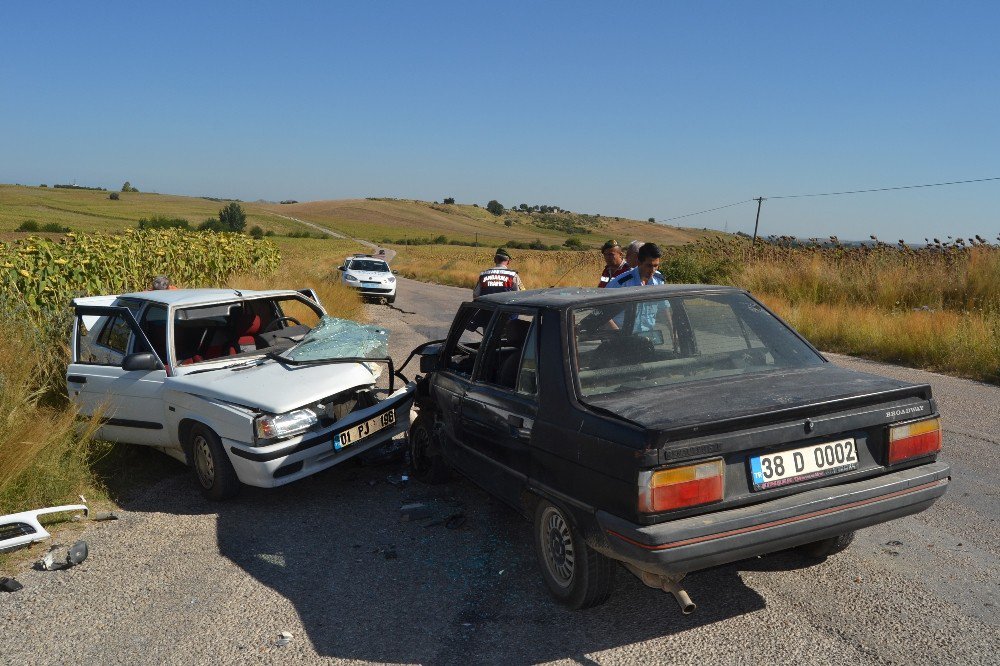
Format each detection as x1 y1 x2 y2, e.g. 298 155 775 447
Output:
623 563 697 614
659 578 697 615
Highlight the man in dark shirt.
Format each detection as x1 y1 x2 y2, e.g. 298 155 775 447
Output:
597 239 631 288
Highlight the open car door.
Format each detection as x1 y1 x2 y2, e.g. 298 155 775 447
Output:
67 304 170 446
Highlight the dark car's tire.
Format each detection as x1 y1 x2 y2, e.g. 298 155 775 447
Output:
532 500 615 609
408 416 450 484
189 423 241 501
796 531 856 559
387 294 396 304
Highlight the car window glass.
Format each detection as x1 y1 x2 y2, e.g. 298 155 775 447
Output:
78 314 131 365
134 305 168 362
274 296 322 330
444 306 493 376
349 260 389 272
517 319 539 396
478 313 535 390
573 293 823 396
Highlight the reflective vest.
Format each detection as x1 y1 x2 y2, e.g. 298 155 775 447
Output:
477 267 519 296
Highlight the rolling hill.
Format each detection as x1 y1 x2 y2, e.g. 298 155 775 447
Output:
0 184 723 248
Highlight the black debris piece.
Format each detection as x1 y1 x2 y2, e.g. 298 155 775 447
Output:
0 577 23 593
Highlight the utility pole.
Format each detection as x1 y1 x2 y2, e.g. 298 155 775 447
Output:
750 197 765 247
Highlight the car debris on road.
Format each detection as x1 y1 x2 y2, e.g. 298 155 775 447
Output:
0 504 89 553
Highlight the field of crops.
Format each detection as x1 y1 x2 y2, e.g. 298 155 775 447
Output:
391 237 1000 384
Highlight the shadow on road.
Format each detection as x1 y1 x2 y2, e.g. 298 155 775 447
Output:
121 456 780 664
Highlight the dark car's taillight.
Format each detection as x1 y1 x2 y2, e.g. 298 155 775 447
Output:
887 416 942 464
638 459 725 513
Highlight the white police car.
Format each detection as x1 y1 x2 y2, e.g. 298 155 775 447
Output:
338 254 397 303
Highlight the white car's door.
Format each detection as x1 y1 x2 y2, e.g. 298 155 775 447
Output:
68 304 170 446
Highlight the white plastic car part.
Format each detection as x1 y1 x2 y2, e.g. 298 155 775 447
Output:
0 505 89 552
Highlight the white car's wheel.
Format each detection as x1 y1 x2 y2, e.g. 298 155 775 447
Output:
189 423 240 501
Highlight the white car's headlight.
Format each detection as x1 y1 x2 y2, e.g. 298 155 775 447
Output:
254 409 318 442
344 273 359 282
387 276 396 283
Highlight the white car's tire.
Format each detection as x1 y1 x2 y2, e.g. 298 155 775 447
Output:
189 423 241 501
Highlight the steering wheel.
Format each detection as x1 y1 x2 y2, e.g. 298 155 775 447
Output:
262 316 302 333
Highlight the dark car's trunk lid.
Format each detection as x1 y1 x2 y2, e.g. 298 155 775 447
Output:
583 364 930 443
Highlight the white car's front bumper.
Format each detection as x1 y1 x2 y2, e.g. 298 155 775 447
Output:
223 383 415 487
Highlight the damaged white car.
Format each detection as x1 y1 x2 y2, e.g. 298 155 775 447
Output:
67 288 415 499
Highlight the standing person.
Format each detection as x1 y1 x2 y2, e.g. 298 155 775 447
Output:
597 239 631 288
607 243 664 289
151 275 178 290
606 242 666 331
624 240 644 270
473 248 525 299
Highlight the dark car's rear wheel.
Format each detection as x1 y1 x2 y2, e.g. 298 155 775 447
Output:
189 423 241 501
408 416 450 484
796 531 856 559
532 500 615 609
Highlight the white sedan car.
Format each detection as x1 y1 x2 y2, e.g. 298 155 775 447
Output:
338 254 397 303
68 288 414 500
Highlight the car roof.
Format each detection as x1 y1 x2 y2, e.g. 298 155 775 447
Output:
476 284 744 309
111 288 306 308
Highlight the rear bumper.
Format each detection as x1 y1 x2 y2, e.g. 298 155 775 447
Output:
595 461 950 576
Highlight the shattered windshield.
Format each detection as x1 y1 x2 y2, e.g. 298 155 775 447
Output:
279 315 390 362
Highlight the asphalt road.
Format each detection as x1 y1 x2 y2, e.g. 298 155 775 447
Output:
2 276 997 665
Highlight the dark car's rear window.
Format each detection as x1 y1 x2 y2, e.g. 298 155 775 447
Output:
571 292 823 396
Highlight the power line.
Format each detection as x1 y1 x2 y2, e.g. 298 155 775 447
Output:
768 175 1000 200
657 175 1000 224
660 199 753 222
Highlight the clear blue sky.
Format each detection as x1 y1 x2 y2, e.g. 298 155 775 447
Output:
2 1 998 242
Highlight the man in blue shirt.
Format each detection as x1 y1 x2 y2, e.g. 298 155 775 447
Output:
606 242 667 331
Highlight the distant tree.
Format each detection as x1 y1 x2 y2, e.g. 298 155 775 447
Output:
217 202 247 232
39 184 47 188
248 225 264 239
486 200 505 216
472 203 479 208
443 197 455 205
121 181 139 193
519 203 528 211
648 217 655 223
563 237 585 250
16 220 40 232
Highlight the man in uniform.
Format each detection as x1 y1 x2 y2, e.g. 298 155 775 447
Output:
606 242 667 331
473 248 525 299
597 239 631 288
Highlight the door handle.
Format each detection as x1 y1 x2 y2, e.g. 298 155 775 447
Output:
507 414 523 428
67 375 87 384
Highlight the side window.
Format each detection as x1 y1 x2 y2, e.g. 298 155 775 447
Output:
77 315 131 366
684 297 763 355
479 312 535 391
97 316 133 355
134 305 169 363
517 320 539 396
443 306 493 376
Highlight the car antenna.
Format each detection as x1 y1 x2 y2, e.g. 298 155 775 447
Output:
549 252 594 288
234 289 243 297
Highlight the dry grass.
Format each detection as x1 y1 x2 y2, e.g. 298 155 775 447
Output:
0 319 102 514
766 298 999 383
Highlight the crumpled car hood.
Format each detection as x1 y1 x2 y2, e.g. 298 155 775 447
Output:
165 360 376 413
